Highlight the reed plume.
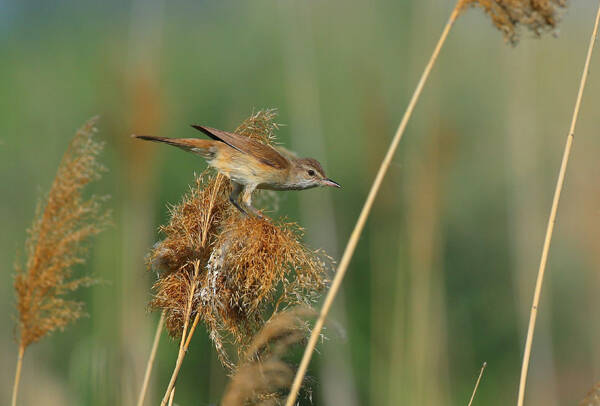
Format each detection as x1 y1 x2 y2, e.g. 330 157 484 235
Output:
221 308 315 406
12 117 110 406
460 0 567 43
141 110 330 405
581 381 600 406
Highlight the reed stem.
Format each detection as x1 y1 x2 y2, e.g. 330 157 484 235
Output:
168 387 175 406
161 261 201 406
11 344 25 406
284 3 463 405
136 312 165 406
468 362 487 406
517 3 600 405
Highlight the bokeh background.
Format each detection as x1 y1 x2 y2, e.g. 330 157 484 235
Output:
1 0 599 405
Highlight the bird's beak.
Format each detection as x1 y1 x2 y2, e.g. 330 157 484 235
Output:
322 178 341 188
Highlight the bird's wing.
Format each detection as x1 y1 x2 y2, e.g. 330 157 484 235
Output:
191 125 289 170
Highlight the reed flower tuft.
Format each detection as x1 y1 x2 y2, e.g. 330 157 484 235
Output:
14 116 110 349
460 0 567 44
581 381 600 406
201 214 329 366
147 110 330 368
221 308 315 406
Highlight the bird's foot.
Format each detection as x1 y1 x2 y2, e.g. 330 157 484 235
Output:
229 196 270 221
248 206 269 220
229 196 248 216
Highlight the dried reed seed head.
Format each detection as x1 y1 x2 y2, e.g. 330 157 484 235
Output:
14 117 110 349
212 215 329 314
199 215 329 365
221 308 315 406
148 173 230 275
460 0 567 44
222 360 293 406
581 381 600 406
233 108 280 145
147 110 331 368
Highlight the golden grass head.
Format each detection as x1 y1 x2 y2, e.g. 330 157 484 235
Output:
460 0 567 44
147 110 330 368
581 381 600 406
233 108 280 144
14 117 110 349
221 308 315 406
149 173 231 275
200 214 329 366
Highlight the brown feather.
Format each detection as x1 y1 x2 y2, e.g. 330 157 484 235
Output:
191 125 289 170
132 135 216 158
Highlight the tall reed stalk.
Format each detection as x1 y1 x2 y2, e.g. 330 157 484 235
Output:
160 261 201 406
517 3 600 405
468 362 487 406
11 345 25 406
284 2 464 404
136 312 165 406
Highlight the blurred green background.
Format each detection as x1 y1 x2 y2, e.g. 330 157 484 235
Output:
1 0 599 405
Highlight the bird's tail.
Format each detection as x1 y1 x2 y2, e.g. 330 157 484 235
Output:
131 135 215 158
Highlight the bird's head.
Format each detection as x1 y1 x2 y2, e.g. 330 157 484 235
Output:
288 158 341 190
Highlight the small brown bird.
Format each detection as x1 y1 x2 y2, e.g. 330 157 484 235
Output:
132 125 340 216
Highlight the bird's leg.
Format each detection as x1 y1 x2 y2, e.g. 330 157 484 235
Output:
229 182 247 215
241 184 263 218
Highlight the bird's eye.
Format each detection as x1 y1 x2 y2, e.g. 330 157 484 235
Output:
307 169 315 176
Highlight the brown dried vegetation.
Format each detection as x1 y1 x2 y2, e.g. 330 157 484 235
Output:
14 117 110 349
221 308 315 406
460 0 567 44
581 381 600 406
147 110 330 368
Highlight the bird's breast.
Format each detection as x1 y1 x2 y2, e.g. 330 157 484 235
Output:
209 146 288 186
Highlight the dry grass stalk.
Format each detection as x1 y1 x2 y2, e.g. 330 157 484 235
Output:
581 381 600 406
221 308 315 406
136 311 165 406
144 110 329 400
12 117 110 406
517 4 600 406
284 0 573 403
160 260 202 406
460 0 567 44
467 362 487 406
284 2 464 404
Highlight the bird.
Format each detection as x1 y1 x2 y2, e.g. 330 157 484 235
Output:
132 125 340 216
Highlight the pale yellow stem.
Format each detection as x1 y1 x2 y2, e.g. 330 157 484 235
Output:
136 312 165 406
468 362 487 406
161 261 201 406
284 3 463 405
517 3 600 406
11 344 25 406
168 387 175 406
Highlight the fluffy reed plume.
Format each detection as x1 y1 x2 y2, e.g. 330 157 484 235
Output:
581 382 600 406
200 214 328 366
141 110 330 405
12 117 110 406
221 308 314 406
460 0 567 43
